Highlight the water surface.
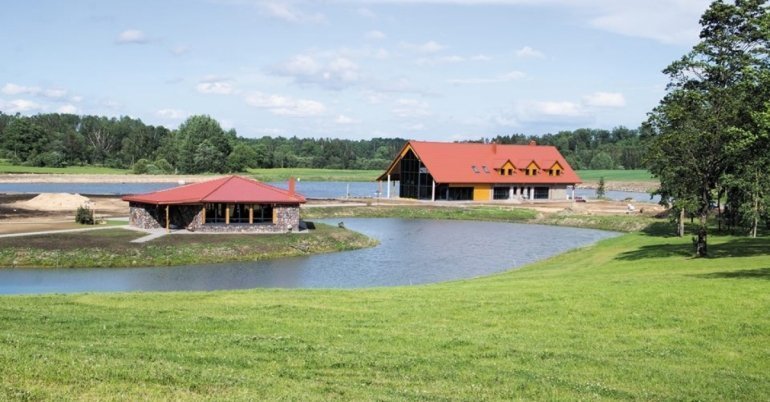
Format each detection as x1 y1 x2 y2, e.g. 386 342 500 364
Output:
0 218 617 295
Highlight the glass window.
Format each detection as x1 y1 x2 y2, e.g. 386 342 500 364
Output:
493 187 509 200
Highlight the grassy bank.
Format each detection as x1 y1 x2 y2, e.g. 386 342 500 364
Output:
0 160 130 174
248 168 379 182
576 169 655 181
1 230 768 400
0 224 376 268
303 204 656 232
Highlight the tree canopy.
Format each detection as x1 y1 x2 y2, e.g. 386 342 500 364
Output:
646 0 770 255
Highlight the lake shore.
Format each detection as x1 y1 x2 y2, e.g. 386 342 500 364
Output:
0 172 659 192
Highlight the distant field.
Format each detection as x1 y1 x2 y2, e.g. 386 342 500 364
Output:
248 168 380 182
0 160 129 175
577 169 656 181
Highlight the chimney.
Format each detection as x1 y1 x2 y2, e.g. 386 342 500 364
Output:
288 177 296 196
529 140 537 146
492 142 497 154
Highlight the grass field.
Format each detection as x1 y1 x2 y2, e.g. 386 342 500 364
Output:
0 224 376 268
576 169 656 181
0 227 768 400
248 168 380 182
0 160 130 174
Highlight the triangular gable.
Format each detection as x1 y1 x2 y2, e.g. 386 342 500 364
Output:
377 141 415 180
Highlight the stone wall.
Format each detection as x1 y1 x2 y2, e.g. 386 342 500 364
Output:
551 186 568 200
128 202 301 233
274 205 301 231
128 202 163 229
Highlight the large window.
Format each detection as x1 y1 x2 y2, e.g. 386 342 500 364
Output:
205 203 274 224
533 187 550 200
399 149 435 200
205 203 225 223
253 205 274 223
493 187 510 200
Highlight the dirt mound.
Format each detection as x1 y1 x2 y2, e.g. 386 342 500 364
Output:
16 193 91 211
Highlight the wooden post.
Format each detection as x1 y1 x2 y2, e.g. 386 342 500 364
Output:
201 206 206 223
165 205 169 233
225 204 230 225
387 174 391 199
249 204 254 224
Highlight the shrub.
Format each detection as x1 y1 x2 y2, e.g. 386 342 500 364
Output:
75 205 95 225
132 159 151 174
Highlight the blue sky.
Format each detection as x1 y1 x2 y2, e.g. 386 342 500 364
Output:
0 0 710 140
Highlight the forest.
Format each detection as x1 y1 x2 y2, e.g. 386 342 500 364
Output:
0 111 647 174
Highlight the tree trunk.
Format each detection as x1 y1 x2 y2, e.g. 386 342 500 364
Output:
695 226 708 257
678 208 685 237
752 196 758 238
695 213 708 257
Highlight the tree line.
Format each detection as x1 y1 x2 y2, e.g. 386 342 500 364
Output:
0 111 650 174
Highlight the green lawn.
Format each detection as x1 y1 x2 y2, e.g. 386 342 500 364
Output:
0 160 130 174
577 169 656 181
1 226 768 400
248 168 380 182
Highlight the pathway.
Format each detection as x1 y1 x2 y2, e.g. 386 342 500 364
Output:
0 225 119 239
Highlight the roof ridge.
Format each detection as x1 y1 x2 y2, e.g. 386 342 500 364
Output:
199 175 234 202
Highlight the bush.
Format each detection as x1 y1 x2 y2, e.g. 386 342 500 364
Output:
75 205 95 225
154 158 173 174
132 159 152 174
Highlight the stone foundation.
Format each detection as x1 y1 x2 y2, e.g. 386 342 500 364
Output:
128 202 301 233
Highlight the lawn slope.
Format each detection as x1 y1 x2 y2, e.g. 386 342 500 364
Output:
1 231 768 400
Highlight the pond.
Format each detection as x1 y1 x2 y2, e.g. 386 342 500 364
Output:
0 181 658 202
0 218 618 295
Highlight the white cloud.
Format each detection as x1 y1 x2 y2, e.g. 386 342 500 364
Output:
448 70 525 84
0 99 43 113
156 108 187 119
245 91 326 117
56 104 78 114
583 91 626 108
116 29 149 44
353 0 708 45
2 83 69 100
401 40 446 53
196 77 235 95
530 101 583 117
365 30 387 40
392 98 431 118
43 88 67 99
335 114 359 124
470 54 491 61
259 1 325 23
272 53 360 90
515 45 545 59
2 83 39 95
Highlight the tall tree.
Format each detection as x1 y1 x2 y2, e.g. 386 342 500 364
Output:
646 0 770 256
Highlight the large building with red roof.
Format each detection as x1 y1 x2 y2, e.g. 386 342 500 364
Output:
122 175 305 232
377 140 580 202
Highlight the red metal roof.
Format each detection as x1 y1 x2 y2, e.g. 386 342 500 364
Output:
122 175 306 205
379 140 581 184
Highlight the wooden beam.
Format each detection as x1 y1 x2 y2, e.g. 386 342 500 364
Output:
225 204 230 225
201 205 206 223
249 204 254 224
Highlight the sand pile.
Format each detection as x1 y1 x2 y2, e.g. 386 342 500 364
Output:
17 193 92 211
